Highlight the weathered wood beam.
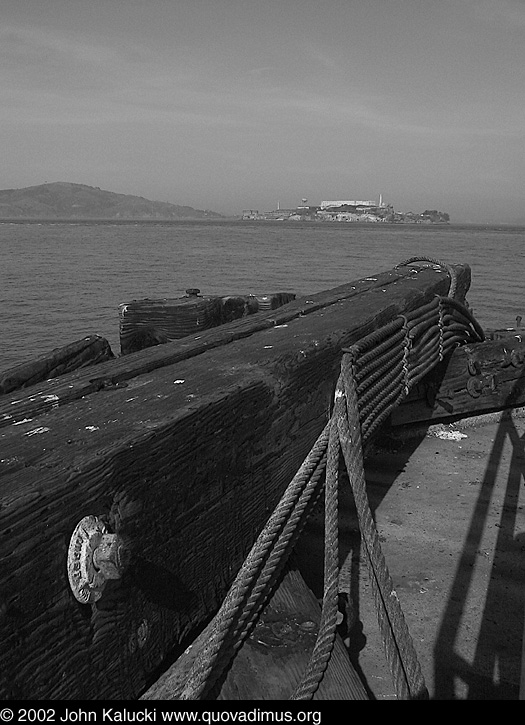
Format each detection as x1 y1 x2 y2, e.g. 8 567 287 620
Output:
0 263 470 700
0 335 114 396
389 333 525 427
119 292 296 355
0 264 469 427
141 566 368 700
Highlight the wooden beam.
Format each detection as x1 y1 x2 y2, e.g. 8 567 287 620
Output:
0 263 470 700
0 265 467 426
141 566 369 700
119 292 296 355
389 333 525 427
0 335 114 396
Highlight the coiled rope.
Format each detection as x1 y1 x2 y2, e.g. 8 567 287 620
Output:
179 260 484 701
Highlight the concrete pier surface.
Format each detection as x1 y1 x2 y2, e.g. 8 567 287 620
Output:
357 409 525 700
297 407 525 700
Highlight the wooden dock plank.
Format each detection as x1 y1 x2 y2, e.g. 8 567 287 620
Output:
0 264 470 700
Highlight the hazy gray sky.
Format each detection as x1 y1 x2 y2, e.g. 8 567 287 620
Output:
2 0 524 221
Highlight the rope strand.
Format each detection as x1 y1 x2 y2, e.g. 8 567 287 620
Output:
175 260 484 701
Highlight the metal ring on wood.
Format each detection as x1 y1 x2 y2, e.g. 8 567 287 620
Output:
67 515 127 604
467 378 483 398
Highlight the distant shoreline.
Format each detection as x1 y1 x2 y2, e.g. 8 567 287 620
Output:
0 217 239 224
0 217 523 228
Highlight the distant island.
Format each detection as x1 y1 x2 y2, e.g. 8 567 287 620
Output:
0 182 224 220
242 199 450 224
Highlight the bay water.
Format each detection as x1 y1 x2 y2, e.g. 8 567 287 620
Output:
1 220 523 372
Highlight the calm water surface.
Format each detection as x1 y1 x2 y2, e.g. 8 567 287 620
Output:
1 221 523 371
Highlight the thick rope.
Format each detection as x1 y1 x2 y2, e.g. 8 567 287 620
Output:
290 298 482 700
179 426 330 700
292 410 341 700
293 353 429 701
177 262 484 701
339 354 428 699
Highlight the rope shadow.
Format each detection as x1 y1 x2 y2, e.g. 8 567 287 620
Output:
296 358 525 700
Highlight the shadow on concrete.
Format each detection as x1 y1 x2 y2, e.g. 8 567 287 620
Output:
433 406 525 700
295 362 525 700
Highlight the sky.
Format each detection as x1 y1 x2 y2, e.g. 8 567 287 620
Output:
2 0 525 222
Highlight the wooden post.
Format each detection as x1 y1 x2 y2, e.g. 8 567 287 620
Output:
119 293 296 355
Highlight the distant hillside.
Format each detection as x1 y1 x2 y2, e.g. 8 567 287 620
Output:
0 183 224 220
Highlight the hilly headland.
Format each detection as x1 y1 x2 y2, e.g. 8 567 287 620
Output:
0 182 224 221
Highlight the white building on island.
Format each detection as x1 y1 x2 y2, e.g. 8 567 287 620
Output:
320 196 385 210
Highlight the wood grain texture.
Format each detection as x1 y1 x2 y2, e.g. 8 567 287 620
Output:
0 264 470 700
0 335 114 395
119 293 297 355
141 566 368 700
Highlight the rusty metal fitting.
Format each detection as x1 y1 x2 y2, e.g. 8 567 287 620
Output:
67 515 128 604
467 356 481 376
467 377 483 398
185 288 201 297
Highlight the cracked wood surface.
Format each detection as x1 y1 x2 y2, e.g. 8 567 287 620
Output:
0 263 470 700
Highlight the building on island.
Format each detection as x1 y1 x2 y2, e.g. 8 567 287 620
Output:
320 199 380 210
240 195 442 223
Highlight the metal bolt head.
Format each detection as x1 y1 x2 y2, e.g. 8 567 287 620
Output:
92 533 128 580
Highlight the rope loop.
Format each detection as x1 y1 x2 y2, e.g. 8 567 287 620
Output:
176 258 486 702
